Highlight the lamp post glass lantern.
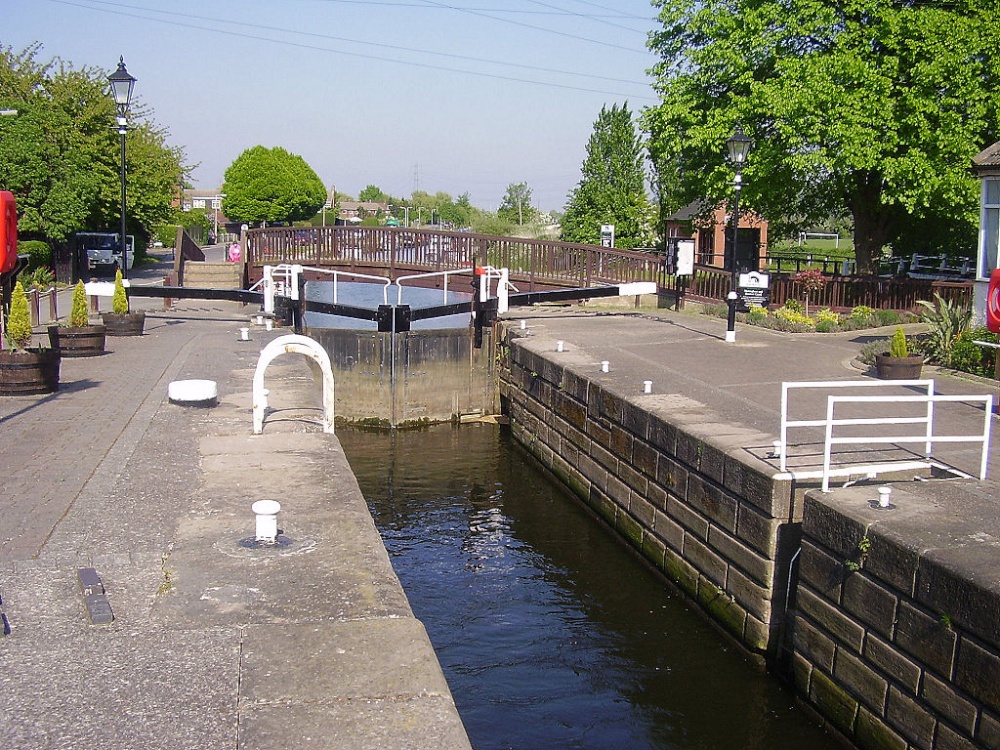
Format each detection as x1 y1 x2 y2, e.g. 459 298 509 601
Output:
725 125 752 343
107 57 136 283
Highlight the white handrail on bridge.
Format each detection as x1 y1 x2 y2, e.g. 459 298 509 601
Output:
779 380 935 471
256 263 393 315
394 268 472 306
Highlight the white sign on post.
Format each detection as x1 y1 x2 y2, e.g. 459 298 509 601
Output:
676 239 695 276
600 224 615 248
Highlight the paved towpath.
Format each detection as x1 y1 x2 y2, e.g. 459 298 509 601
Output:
0 296 471 749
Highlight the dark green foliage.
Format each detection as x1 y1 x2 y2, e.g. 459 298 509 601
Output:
19 266 54 289
644 0 1000 274
498 183 538 226
0 43 185 249
950 328 998 377
222 146 326 226
19 239 51 270
562 103 653 250
916 293 972 366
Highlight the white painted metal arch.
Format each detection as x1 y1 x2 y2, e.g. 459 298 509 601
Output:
252 334 335 434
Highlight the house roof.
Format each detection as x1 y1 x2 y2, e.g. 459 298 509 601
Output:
972 140 1000 175
663 201 707 222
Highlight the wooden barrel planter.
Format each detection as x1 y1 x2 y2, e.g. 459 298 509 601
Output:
0 349 61 396
47 325 107 357
875 353 924 380
102 311 145 337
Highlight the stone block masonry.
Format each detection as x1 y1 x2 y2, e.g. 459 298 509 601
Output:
499 323 1000 750
498 328 801 658
796 485 1000 750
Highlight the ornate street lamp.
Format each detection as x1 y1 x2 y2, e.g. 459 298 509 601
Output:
107 57 136 282
725 124 752 343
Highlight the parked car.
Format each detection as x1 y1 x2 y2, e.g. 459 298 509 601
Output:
76 232 134 274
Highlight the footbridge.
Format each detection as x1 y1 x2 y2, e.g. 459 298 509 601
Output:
242 225 670 292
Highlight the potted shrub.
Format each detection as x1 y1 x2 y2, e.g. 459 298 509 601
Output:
101 268 145 336
875 326 924 379
0 281 60 395
48 280 107 356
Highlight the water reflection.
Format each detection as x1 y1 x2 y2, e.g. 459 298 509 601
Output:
339 423 838 750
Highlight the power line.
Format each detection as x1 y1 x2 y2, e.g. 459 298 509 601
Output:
45 0 655 97
410 0 651 54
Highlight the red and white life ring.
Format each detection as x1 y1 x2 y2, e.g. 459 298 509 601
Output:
987 267 1000 334
0 191 16 274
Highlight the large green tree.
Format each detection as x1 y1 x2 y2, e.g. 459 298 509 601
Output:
562 103 653 250
498 182 537 226
222 146 326 226
0 43 185 249
644 0 1000 274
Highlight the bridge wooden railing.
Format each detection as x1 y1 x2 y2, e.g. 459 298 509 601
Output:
245 225 973 312
686 264 973 312
245 225 667 291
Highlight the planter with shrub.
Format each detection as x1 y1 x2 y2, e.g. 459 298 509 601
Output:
48 280 106 356
0 281 60 395
101 269 145 336
875 326 924 380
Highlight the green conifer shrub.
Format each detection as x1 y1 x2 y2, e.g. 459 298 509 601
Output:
5 282 34 350
68 280 90 327
889 326 909 358
112 269 129 315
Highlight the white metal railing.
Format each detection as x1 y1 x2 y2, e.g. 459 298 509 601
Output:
779 380 935 471
819 393 992 491
779 380 992 491
256 263 393 315
394 268 471 306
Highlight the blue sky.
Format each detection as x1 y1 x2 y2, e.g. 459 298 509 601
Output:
6 0 660 211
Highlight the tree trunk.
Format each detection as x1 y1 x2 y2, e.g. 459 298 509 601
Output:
848 171 900 276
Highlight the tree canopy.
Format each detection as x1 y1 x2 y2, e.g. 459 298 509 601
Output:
562 103 653 250
498 182 538 226
222 146 326 226
0 43 185 250
643 0 1000 273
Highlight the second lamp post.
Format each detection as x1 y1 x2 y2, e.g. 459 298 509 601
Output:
725 125 752 343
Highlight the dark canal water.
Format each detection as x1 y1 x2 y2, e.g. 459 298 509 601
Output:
338 423 842 750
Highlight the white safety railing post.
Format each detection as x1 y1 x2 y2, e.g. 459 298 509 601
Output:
498 268 510 314
263 265 275 315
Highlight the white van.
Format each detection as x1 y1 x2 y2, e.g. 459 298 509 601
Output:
76 232 134 274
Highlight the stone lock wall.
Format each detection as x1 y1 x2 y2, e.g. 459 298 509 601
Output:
498 326 1000 750
498 330 802 657
795 486 1000 750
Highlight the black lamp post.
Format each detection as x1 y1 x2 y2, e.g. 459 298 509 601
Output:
107 57 136 282
725 124 752 343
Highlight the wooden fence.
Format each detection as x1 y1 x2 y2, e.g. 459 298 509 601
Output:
244 226 973 312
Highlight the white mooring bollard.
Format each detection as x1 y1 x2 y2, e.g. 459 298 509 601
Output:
252 500 281 544
877 486 893 509
239 327 251 341
643 380 652 394
601 361 610 373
